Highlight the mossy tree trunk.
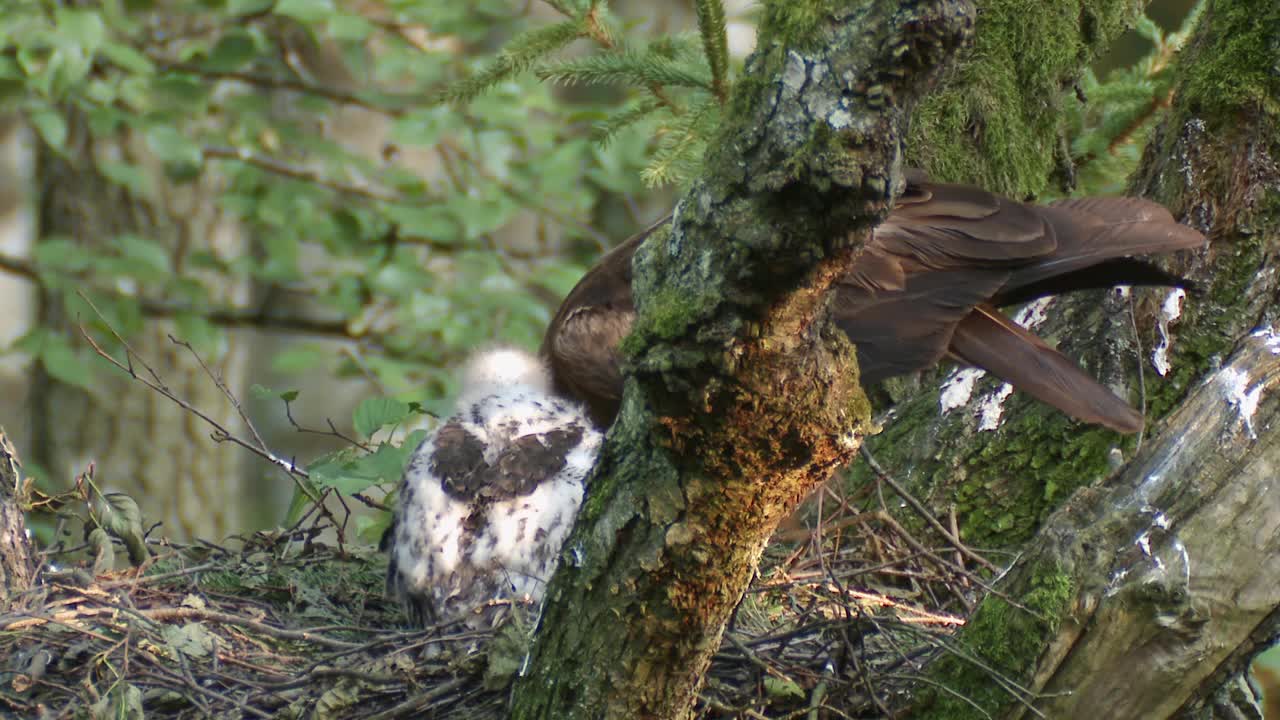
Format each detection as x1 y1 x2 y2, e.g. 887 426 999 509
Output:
868 0 1280 717
862 0 1178 554
510 1 976 717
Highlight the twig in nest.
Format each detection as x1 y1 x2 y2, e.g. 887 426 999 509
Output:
860 446 999 574
362 677 470 720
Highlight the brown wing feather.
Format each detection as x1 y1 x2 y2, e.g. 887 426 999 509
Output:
542 173 1201 433
834 266 1011 384
948 307 1144 433
840 176 1061 382
875 180 1056 265
431 422 489 500
486 425 585 498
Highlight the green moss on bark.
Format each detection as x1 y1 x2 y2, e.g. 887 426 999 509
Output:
1176 0 1280 115
908 0 1146 195
757 0 840 52
916 559 1074 719
851 391 1123 549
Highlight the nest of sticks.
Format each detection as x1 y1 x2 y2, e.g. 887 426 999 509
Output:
1 463 1000 720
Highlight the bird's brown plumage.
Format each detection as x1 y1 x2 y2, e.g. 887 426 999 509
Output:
541 172 1205 433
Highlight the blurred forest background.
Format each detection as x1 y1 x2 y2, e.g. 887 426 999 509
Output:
0 0 1197 543
5 0 1280 715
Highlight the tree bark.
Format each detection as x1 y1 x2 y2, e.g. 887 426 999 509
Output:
510 1 976 717
0 428 35 608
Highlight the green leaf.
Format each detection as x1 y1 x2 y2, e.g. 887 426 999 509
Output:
227 0 274 15
28 108 67 152
385 204 459 243
89 527 114 575
149 73 210 112
762 676 805 701
97 491 143 539
390 107 455 148
274 0 335 23
114 233 173 275
308 443 409 495
96 159 154 196
54 8 106 55
284 476 322 527
100 42 155 75
401 429 429 459
355 511 392 545
162 623 216 659
205 29 260 72
44 49 93 98
257 232 301 281
39 333 96 391
90 683 143 720
145 125 204 175
449 194 516 240
34 237 92 272
307 458 371 495
365 442 413 483
353 397 410 438
326 13 374 42
96 491 149 565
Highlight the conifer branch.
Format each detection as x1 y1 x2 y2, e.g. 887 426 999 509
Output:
594 97 664 146
641 98 718 187
536 50 712 90
437 20 584 105
694 0 730 105
580 5 682 116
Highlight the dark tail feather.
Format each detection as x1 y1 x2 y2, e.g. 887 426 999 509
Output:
949 307 1144 433
995 258 1196 307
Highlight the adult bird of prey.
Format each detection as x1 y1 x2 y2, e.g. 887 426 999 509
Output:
541 170 1206 433
384 348 602 627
